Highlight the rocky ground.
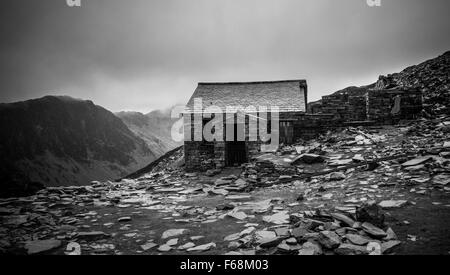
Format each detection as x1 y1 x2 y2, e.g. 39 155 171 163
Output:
1 115 449 255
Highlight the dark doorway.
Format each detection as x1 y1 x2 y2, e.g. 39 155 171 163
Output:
225 123 247 166
280 121 294 145
226 141 247 166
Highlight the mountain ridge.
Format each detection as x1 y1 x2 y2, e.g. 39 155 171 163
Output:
309 51 450 112
0 95 158 197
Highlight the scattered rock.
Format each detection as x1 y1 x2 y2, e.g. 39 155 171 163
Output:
346 234 371 245
178 242 196 250
402 156 434 167
263 211 290 225
187 242 216 252
335 243 368 255
65 242 81 255
356 202 385 228
25 239 61 255
259 237 283 248
141 242 158 251
378 200 408 209
166 238 179 246
362 222 387 238
162 229 188 239
328 172 346 181
117 216 132 222
318 231 341 249
293 154 324 164
158 244 172 252
381 240 402 254
300 241 323 255
331 213 355 227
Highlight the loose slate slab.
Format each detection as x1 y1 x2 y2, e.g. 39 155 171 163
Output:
117 216 132 222
263 211 290 225
335 243 368 255
166 238 179 246
158 244 172 252
227 211 248 220
401 156 433 167
274 227 290 237
259 237 283 248
298 248 316 255
329 159 353 166
255 230 277 241
385 228 398 240
331 213 355 227
378 200 408 209
301 241 323 255
292 154 324 165
25 239 62 255
318 231 341 249
381 240 402 254
187 242 216 252
141 242 158 251
362 222 387 238
210 189 229 196
226 195 252 200
345 234 371 246
292 227 309 239
178 242 196 250
224 233 241 242
161 229 188 239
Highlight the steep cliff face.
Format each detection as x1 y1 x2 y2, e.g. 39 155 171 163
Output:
0 96 157 197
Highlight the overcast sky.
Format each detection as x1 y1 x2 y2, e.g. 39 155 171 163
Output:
0 0 449 112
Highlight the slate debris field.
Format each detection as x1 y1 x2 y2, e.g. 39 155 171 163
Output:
1 115 450 255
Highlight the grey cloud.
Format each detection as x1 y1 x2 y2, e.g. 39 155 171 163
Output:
0 0 449 112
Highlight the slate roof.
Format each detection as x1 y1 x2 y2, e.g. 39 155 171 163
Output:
184 80 307 114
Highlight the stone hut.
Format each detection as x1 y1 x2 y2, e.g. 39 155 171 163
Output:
183 80 311 171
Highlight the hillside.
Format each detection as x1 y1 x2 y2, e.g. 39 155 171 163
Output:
0 96 157 197
116 109 183 156
309 51 450 113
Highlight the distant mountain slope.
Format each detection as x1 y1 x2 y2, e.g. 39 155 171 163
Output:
309 51 450 112
116 109 182 156
0 96 157 197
